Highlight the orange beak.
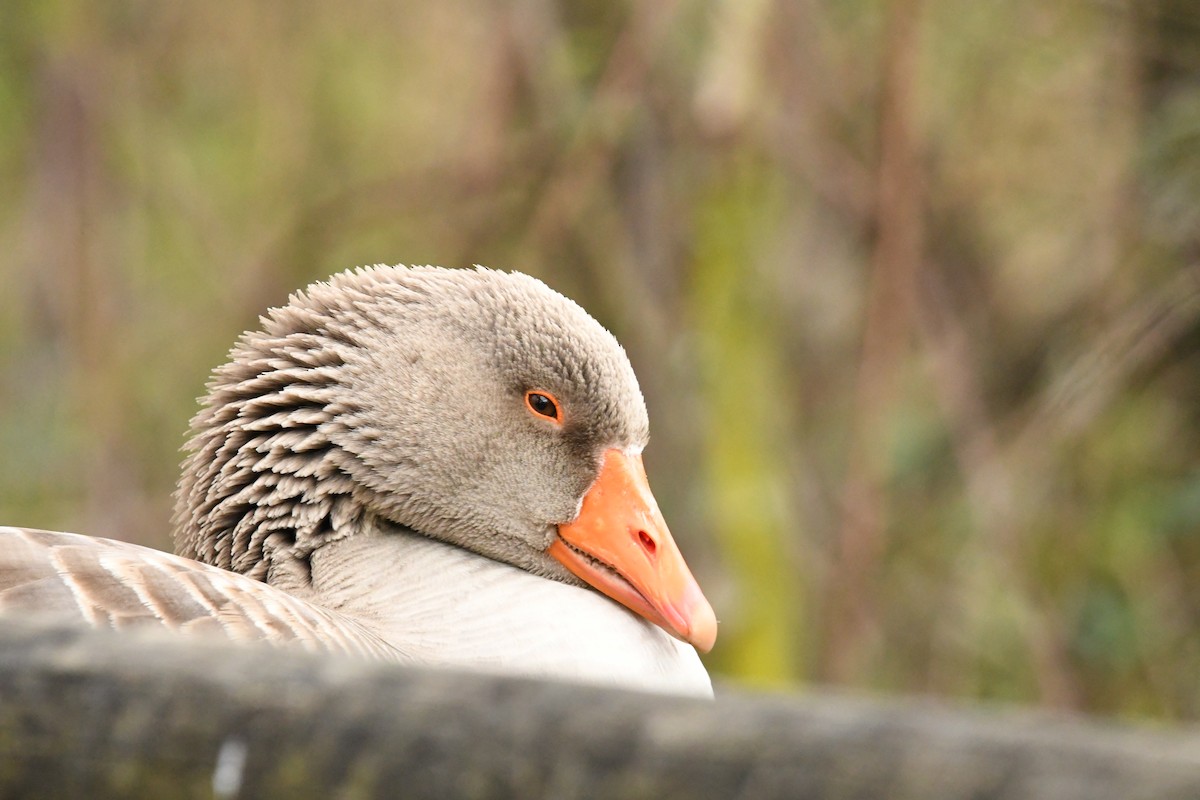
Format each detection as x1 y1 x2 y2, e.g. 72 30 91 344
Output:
549 449 718 652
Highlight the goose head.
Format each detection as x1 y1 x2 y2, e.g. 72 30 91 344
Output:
174 265 717 653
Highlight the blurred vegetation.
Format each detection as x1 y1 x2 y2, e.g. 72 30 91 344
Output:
2 0 1199 719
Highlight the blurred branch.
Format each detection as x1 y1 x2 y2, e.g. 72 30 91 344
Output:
915 259 1200 707
693 0 771 138
1014 264 1200 465
917 267 1082 709
520 2 684 254
26 52 144 542
762 0 875 221
822 0 925 684
239 143 548 320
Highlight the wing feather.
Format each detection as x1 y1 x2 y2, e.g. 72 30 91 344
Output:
0 527 408 663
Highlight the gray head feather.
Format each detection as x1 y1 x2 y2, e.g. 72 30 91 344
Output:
173 265 649 587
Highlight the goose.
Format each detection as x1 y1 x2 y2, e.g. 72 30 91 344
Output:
0 265 717 697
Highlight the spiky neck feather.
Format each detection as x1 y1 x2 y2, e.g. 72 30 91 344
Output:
173 286 370 580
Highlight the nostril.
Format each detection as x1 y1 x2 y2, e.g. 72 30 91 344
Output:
637 530 657 555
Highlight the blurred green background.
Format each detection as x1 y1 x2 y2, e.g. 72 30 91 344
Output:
2 0 1199 718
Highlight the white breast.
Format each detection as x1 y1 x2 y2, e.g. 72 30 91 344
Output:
285 530 713 697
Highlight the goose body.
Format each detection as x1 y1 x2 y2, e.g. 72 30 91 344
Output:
0 266 716 697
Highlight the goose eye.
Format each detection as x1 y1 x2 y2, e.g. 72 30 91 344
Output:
525 391 560 421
